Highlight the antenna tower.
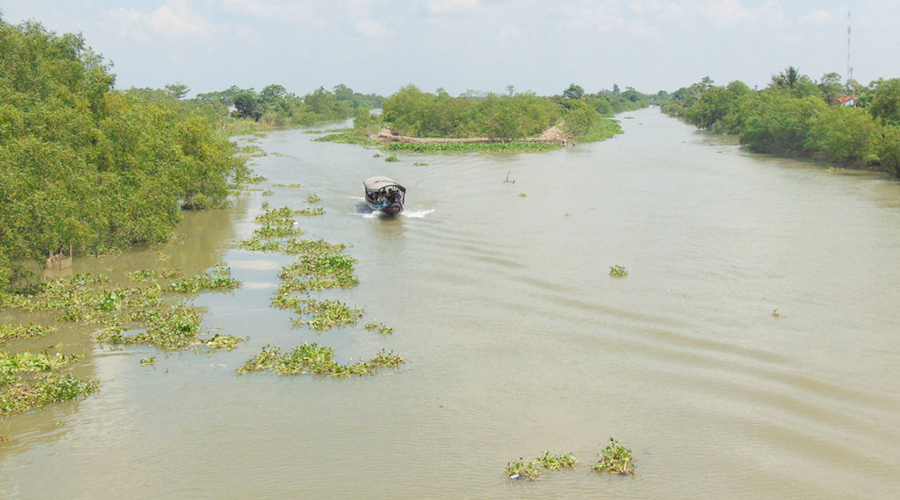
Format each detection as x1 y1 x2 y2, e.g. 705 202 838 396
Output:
847 10 856 104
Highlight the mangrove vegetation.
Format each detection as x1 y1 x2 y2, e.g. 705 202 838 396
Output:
318 83 651 153
660 68 900 177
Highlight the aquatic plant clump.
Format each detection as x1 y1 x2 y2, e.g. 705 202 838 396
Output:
0 350 98 415
167 266 242 294
255 206 301 226
365 320 393 335
277 253 359 292
96 304 207 352
291 299 363 331
506 452 578 481
0 324 55 342
283 239 347 256
299 207 326 216
609 265 629 278
0 372 99 415
592 438 635 475
236 343 404 377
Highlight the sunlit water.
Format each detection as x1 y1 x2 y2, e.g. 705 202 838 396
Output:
2 108 899 499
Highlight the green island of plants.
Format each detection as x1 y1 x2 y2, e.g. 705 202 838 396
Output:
506 452 579 481
592 438 636 475
237 343 403 377
506 439 635 482
317 84 647 154
609 265 629 277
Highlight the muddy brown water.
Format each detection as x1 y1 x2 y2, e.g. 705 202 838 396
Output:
1 107 899 499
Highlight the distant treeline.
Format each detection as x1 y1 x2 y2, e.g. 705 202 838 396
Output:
361 83 650 141
0 18 253 288
125 83 382 135
659 67 900 177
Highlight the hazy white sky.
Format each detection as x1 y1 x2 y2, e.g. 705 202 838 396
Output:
2 0 898 97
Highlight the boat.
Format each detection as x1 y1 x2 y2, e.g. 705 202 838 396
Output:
364 176 406 216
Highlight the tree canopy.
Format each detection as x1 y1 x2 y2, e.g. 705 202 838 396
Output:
0 17 249 289
660 68 900 176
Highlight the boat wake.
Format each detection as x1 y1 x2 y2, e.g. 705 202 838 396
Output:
351 205 435 219
400 208 435 218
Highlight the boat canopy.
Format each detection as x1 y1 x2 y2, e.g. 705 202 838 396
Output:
364 176 406 192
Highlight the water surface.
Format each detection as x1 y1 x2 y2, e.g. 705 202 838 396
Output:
2 108 899 499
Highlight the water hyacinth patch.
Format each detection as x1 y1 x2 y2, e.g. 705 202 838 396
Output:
254 225 305 239
609 265 628 278
506 452 578 481
365 320 393 335
236 343 403 377
299 207 326 216
592 438 635 475
0 324 55 342
167 266 242 294
277 253 358 292
295 299 363 331
0 350 98 415
255 206 301 226
0 372 98 415
283 239 346 255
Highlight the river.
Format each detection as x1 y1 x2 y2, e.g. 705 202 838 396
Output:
1 107 899 499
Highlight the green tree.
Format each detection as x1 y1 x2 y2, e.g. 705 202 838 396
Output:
563 83 584 100
165 82 190 99
233 90 262 120
868 78 900 126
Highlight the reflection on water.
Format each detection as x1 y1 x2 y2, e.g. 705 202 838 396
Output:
2 108 899 500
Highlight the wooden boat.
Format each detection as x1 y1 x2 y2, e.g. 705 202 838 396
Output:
364 176 406 216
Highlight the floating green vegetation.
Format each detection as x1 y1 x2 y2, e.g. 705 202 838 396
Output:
0 349 98 415
8 275 164 326
772 308 781 317
277 253 358 293
254 224 305 238
293 299 363 331
96 304 202 351
237 145 267 157
384 154 400 162
262 189 274 196
592 438 635 475
413 161 429 166
365 320 393 335
519 192 527 197
273 183 302 188
239 237 284 253
299 207 326 216
0 372 99 416
202 333 246 351
0 324 54 342
283 239 346 255
609 265 629 278
305 193 322 203
246 175 268 184
140 356 155 366
382 141 560 154
255 206 300 226
236 343 403 377
167 266 242 294
507 452 578 481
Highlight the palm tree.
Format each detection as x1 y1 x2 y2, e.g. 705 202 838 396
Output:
772 66 801 89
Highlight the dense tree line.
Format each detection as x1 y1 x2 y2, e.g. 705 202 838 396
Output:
373 84 650 141
0 17 249 289
660 68 900 177
192 83 382 129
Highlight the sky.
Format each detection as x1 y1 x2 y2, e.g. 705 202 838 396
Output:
2 0 899 98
